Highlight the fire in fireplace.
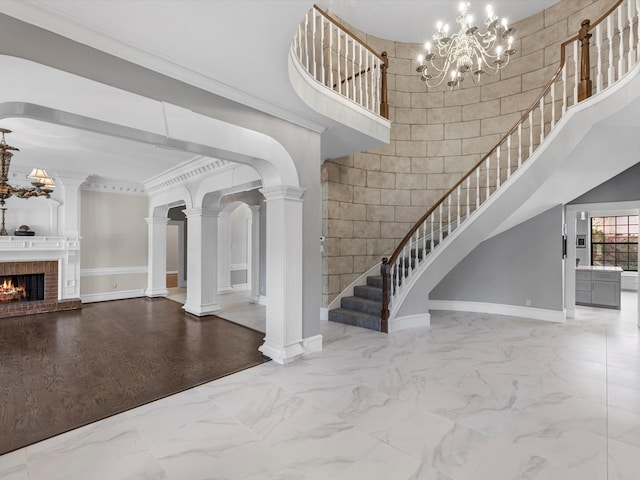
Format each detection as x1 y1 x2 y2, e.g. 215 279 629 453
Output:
0 274 45 303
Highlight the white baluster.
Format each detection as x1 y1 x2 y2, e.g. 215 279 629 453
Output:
304 12 311 73
430 214 434 251
573 40 579 105
475 168 480 209
540 97 545 143
628 0 635 69
364 51 370 110
562 61 567 114
345 35 349 98
496 148 501 188
337 30 341 94
507 135 512 179
636 0 640 64
466 177 470 218
359 45 364 106
608 15 615 86
439 205 443 243
528 111 533 156
319 13 325 84
351 39 356 101
457 186 461 227
328 22 334 89
596 23 603 93
485 156 490 200
618 4 626 78
447 195 451 235
550 80 556 128
312 8 317 80
517 123 522 168
422 219 427 260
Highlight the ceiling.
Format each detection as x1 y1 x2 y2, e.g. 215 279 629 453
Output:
0 0 559 188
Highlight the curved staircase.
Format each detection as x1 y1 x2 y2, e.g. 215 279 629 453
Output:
328 0 640 332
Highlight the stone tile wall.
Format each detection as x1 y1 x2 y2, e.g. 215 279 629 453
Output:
322 0 612 306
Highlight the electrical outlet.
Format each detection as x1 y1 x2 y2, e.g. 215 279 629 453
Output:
525 298 531 307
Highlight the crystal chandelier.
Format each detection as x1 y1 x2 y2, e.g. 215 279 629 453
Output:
0 128 55 236
416 2 516 89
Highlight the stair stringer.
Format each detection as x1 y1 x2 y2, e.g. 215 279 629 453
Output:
390 59 640 325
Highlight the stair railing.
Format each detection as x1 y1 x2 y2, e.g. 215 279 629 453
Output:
380 0 637 333
292 4 389 118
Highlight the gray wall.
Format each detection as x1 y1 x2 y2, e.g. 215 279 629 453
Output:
430 206 564 311
570 162 640 204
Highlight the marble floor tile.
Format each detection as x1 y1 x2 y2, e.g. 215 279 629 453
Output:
608 405 640 448
3 293 640 479
608 383 640 414
0 449 28 480
608 438 640 480
25 416 167 480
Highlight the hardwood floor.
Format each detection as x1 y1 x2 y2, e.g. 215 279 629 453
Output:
0 297 268 455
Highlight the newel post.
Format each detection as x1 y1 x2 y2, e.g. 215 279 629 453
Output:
380 52 389 119
380 257 390 333
578 19 593 102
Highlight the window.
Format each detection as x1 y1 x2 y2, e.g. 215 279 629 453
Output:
591 215 638 271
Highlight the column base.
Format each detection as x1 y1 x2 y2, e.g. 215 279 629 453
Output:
249 294 260 304
183 302 221 316
259 340 305 365
145 288 168 298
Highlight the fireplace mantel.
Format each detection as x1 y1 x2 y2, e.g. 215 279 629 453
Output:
0 236 81 301
0 236 80 251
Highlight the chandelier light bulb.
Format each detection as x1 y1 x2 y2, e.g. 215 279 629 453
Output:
417 1 516 89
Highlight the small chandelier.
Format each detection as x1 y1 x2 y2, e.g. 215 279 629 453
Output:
416 2 516 89
0 128 55 236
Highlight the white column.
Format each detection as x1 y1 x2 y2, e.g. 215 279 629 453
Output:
56 175 85 299
55 174 86 237
249 205 261 304
144 217 169 298
217 211 233 294
565 209 577 318
183 207 220 316
259 185 305 364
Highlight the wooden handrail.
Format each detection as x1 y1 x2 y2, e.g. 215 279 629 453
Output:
380 0 625 331
313 5 385 62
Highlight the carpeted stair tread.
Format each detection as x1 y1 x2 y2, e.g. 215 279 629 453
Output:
354 285 383 302
328 308 380 330
341 296 381 316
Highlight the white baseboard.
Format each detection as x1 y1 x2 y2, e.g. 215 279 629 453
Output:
302 334 323 355
429 299 566 323
320 307 328 321
259 295 267 306
231 283 249 291
390 313 430 332
81 289 146 303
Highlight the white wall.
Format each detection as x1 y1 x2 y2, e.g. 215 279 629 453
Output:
166 224 179 273
80 190 149 300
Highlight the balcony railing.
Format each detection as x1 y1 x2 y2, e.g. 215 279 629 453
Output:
292 4 389 119
381 0 637 332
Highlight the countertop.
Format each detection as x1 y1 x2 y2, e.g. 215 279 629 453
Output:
576 265 623 272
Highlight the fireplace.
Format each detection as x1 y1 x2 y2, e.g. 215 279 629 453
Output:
0 260 80 318
0 274 44 303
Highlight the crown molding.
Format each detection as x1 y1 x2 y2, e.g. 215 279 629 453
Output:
143 156 234 195
81 176 146 196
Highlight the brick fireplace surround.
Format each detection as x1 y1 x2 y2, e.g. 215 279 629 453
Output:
0 261 81 318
